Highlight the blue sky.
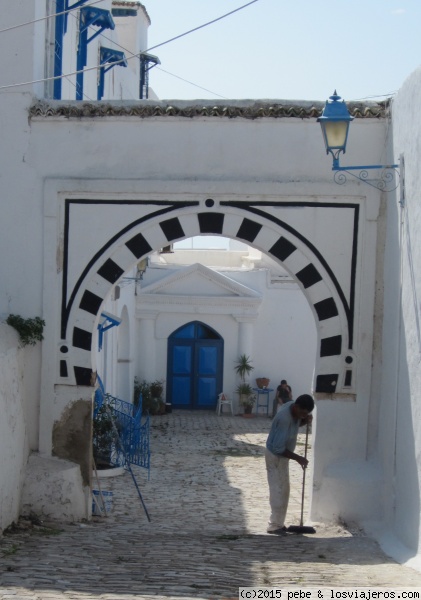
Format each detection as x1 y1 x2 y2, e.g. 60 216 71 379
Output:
145 0 421 102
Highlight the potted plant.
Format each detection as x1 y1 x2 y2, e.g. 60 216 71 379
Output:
234 354 254 381
150 380 166 415
236 383 255 415
150 380 164 400
235 355 255 414
256 377 270 389
93 404 117 469
135 378 166 415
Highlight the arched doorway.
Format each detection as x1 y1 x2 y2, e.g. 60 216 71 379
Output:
41 191 372 523
55 197 356 397
167 321 223 409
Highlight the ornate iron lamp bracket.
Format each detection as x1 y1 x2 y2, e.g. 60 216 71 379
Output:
332 156 400 192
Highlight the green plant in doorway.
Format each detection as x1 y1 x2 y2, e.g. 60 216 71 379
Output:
92 403 116 468
134 378 166 415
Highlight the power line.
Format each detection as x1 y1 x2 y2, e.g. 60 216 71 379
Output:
0 0 105 35
0 0 260 92
79 14 230 100
75 9 230 99
351 92 397 101
146 0 260 55
155 67 229 99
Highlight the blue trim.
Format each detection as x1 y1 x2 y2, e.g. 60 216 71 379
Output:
112 8 138 17
54 0 65 99
98 312 121 351
54 0 91 99
64 0 90 32
97 47 127 100
332 157 399 171
139 53 160 99
76 7 115 100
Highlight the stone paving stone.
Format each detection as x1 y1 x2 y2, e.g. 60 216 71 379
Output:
1 411 421 600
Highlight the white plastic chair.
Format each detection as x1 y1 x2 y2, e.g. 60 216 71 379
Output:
216 392 233 416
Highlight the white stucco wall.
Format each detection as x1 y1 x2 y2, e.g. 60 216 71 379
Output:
367 65 421 567
55 0 150 102
0 0 406 537
0 324 29 531
131 263 317 413
0 104 387 524
97 271 138 402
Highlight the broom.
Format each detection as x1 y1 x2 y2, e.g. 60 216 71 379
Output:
287 421 316 534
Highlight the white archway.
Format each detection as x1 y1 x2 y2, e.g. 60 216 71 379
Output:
58 196 359 399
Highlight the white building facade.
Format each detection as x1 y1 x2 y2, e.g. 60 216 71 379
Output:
1 0 421 571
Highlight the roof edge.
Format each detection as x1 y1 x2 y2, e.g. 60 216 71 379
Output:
29 99 391 120
111 1 151 25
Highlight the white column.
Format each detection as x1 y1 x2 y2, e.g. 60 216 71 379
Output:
235 317 255 372
137 312 158 380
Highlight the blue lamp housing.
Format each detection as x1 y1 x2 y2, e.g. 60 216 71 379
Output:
318 91 354 157
317 90 399 191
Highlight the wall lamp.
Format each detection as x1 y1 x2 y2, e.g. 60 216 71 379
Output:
318 91 399 191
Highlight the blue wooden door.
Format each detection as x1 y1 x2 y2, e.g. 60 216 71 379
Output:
167 322 223 409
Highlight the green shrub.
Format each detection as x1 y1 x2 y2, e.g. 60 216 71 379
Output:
6 314 45 347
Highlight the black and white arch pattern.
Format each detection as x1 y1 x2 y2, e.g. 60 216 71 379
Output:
59 199 358 396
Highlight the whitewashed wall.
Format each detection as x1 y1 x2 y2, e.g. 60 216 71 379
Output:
0 0 407 537
0 324 28 532
131 263 317 413
97 268 138 402
56 0 150 102
0 103 387 524
365 65 421 568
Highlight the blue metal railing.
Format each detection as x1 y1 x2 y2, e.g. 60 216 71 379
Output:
93 384 150 478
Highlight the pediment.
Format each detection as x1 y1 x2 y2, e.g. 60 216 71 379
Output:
138 263 261 299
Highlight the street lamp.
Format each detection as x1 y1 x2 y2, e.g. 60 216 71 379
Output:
318 91 399 191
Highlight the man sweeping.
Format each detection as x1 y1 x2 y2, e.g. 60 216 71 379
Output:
265 394 314 535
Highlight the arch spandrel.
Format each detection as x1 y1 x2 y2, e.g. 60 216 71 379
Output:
57 195 365 399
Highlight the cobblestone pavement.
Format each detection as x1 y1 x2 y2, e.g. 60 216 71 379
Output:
2 410 421 600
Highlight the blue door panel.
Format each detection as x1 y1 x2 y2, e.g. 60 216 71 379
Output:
198 346 218 375
167 321 223 409
197 377 217 407
172 377 191 406
173 345 192 374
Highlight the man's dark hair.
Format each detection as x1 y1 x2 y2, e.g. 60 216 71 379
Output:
295 394 314 412
281 379 287 384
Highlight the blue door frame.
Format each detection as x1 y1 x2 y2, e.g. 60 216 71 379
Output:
167 322 223 409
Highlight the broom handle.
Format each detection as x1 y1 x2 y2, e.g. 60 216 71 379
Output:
300 421 310 526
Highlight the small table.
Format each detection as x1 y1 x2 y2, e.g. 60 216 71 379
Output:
253 388 274 416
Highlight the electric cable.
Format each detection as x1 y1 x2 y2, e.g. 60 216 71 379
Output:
0 0 105 35
0 0 260 92
351 92 398 101
155 67 229 99
0 2 408 103
145 0 259 55
73 11 230 99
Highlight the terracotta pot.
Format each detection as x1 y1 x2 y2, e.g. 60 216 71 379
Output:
256 377 270 389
